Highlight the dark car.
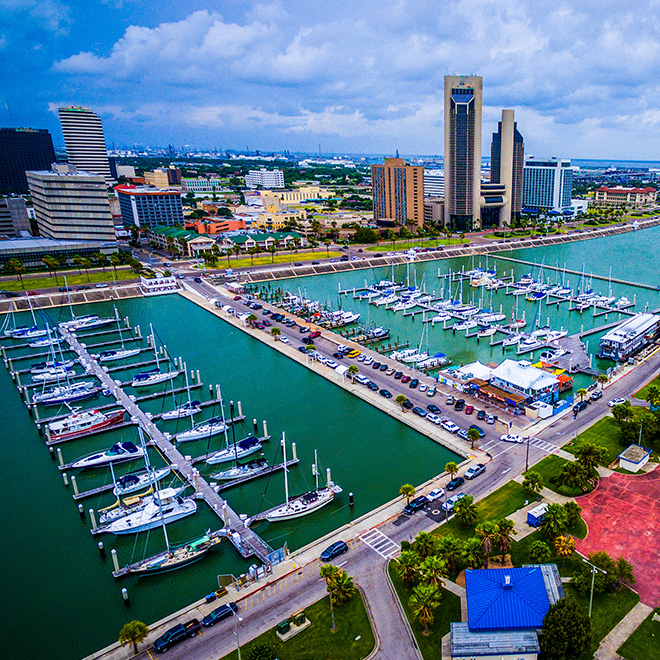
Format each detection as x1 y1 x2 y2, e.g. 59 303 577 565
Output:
476 410 486 420
366 381 379 391
573 401 588 413
401 375 411 384
394 371 403 380
202 602 238 627
402 399 414 410
446 476 465 491
590 390 603 401
251 303 262 310
469 424 485 437
298 346 307 353
412 406 427 417
409 378 419 389
262 320 271 327
193 277 202 283
372 361 382 369
404 495 429 515
299 326 310 333
454 399 465 411
302 337 314 345
379 389 393 398
427 404 441 414
320 540 349 561
262 309 271 315
332 352 344 359
153 619 201 653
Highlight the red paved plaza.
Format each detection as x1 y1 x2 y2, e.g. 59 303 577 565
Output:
575 465 660 606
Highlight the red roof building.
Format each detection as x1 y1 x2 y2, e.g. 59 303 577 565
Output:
594 186 657 208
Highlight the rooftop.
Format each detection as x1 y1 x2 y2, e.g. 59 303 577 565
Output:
618 444 653 464
596 186 656 194
450 622 540 657
600 313 660 344
491 359 559 391
0 236 116 252
115 185 181 196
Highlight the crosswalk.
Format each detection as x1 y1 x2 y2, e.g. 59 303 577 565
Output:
360 528 400 559
484 435 560 456
528 436 560 454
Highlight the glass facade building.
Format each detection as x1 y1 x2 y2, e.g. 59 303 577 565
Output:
0 128 56 194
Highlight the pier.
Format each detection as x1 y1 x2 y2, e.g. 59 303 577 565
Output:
57 326 275 563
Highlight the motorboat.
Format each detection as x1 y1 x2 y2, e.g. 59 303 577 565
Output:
390 348 419 361
512 287 531 296
509 318 527 329
401 351 429 364
531 326 551 339
205 435 263 465
46 408 125 442
161 400 202 420
546 330 568 342
69 441 144 469
32 381 100 406
59 314 114 331
113 466 172 496
371 293 397 307
452 319 478 331
477 326 498 338
416 353 451 369
211 456 269 481
176 416 227 442
431 313 451 323
614 296 632 308
131 368 179 388
575 301 592 311
502 333 522 347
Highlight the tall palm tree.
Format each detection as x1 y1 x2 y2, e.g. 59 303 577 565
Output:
644 384 660 408
574 441 606 475
522 471 544 495
72 254 83 275
462 537 484 569
324 239 332 257
436 534 463 572
42 256 60 285
80 257 92 282
540 503 568 540
576 388 588 403
394 549 419 589
399 484 416 505
319 564 341 630
454 495 478 528
331 569 356 605
553 534 576 568
413 531 436 560
475 522 498 568
445 462 459 480
597 373 609 390
409 583 441 635
419 555 447 591
495 518 517 562
467 428 480 449
109 253 121 280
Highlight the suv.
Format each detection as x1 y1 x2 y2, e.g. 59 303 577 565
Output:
320 540 348 561
404 495 429 515
476 410 486 420
153 619 201 652
454 399 465 411
446 476 465 491
409 378 419 389
202 603 238 627
412 406 427 417
442 492 467 512
590 390 603 402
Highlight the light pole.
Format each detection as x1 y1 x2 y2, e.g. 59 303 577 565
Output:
525 435 530 472
231 609 243 660
582 558 607 618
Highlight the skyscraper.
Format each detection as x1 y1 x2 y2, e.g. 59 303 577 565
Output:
371 157 423 229
488 109 525 227
58 106 113 184
523 158 573 212
444 75 482 231
0 127 56 193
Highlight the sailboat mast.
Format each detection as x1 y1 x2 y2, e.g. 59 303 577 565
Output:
65 276 75 321
314 449 319 491
282 433 289 505
27 295 37 326
150 324 160 370
114 305 125 350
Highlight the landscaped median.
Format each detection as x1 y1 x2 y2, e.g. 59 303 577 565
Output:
219 592 376 660
0 268 137 291
215 250 343 270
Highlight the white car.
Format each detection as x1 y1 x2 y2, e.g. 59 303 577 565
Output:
337 344 349 353
358 354 366 362
608 397 626 408
279 336 290 344
442 420 460 434
363 356 374 366
442 493 467 512
316 355 328 365
426 413 442 425
355 374 369 384
419 384 428 393
427 387 437 397
427 488 445 501
500 434 524 443
325 360 339 369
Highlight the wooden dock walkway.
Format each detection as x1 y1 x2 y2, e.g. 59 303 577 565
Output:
58 326 274 562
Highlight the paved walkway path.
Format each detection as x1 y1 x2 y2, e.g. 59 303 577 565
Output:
594 601 653 660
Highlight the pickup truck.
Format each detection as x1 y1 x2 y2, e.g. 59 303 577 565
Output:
153 618 201 653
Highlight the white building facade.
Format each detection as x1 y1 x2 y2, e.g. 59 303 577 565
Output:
244 169 285 189
522 158 573 212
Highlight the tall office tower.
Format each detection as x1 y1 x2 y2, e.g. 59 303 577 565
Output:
444 75 482 231
116 185 184 228
26 164 116 243
522 158 573 212
489 109 525 227
0 127 56 193
371 157 424 229
57 106 113 183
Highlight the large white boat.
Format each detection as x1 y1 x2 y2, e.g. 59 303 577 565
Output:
211 456 269 481
205 435 263 465
69 441 144 469
132 368 179 388
477 326 498 338
60 314 115 331
453 319 478 331
372 293 397 307
32 380 100 406
502 333 522 347
32 367 74 383
113 466 172 496
29 336 62 348
99 348 142 363
401 351 429 363
176 416 227 442
46 408 125 442
162 400 202 420
416 353 451 369
30 359 77 375
93 489 197 535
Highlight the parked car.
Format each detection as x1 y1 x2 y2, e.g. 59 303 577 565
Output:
347 350 361 358
394 371 403 380
302 337 314 345
401 375 411 384
426 413 442 425
446 476 465 491
608 397 626 408
445 395 455 405
476 410 486 420
363 356 374 366
412 406 427 417
500 434 524 443
441 420 460 433
419 383 428 393
404 495 429 515
464 405 474 415
299 326 310 333
427 488 445 501
372 361 382 369
486 414 496 424
409 378 419 389
366 381 379 391
402 399 414 410
427 404 441 414
457 429 469 440
590 390 603 401
308 331 321 339
442 492 467 512
153 619 201 652
379 363 388 372
320 540 348 561
202 603 238 627
427 386 437 397
386 368 395 375
469 424 485 437
379 389 393 398
465 464 486 480
279 336 290 344
573 401 588 413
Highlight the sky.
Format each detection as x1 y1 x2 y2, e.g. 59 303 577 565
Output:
3 0 660 159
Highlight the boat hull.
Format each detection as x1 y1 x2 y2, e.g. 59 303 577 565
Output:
205 443 262 465
47 409 125 442
264 489 337 522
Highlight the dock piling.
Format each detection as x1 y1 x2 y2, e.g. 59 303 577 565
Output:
237 400 243 417
263 420 268 437
77 504 85 519
89 509 97 531
196 369 200 383
56 447 64 467
49 446 55 460
349 492 354 507
326 467 332 487
71 475 79 497
62 472 69 487
253 418 258 433
98 541 105 557
292 442 297 461
111 549 120 573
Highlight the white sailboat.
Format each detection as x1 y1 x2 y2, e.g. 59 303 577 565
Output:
176 415 228 442
211 456 269 481
113 466 172 496
95 306 141 363
58 278 114 331
131 324 179 387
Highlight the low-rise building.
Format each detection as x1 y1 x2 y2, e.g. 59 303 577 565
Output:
185 219 246 234
220 231 302 252
263 185 331 204
181 178 225 194
597 313 660 361
489 359 560 405
0 236 116 269
593 186 657 208
146 225 215 257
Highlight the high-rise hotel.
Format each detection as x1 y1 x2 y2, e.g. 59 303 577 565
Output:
371 157 423 229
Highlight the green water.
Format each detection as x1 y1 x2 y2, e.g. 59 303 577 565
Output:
0 295 458 660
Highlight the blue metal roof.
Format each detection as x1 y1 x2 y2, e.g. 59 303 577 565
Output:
465 567 551 631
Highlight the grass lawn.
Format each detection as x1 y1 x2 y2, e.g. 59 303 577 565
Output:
563 584 640 660
220 592 375 660
216 251 342 270
365 238 469 252
431 481 531 543
634 375 660 400
388 562 461 660
1 269 137 291
618 607 660 660
563 417 630 466
524 454 590 497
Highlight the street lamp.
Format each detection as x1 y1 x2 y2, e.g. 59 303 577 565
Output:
231 610 243 660
582 558 607 618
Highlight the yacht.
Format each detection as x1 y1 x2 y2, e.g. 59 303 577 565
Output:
453 319 478 331
46 408 125 442
175 416 227 443
32 381 100 406
211 457 269 481
477 326 498 338
161 400 202 420
30 359 77 375
509 318 527 329
372 292 397 307
401 351 429 364
29 336 62 348
98 348 142 363
431 313 451 323
416 353 451 369
113 466 172 496
32 367 74 383
205 435 263 465
131 368 179 388
69 441 144 469
502 333 522 347
546 330 568 342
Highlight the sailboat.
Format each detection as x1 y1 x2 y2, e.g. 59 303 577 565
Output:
113 466 172 496
15 297 49 339
260 438 342 523
204 395 262 464
58 278 114 331
131 324 179 387
95 306 141 363
31 366 74 383
211 455 269 481
161 366 202 420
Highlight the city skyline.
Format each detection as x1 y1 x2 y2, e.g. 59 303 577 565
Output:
2 1 660 158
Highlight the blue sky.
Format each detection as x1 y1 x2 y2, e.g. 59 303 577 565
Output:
3 0 660 158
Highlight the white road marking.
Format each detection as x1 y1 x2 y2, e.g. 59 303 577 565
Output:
360 528 400 559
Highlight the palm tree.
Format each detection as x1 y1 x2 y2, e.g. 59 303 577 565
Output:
540 502 568 540
324 239 332 257
528 540 552 564
419 555 447 591
42 256 60 284
445 462 459 480
560 461 590 490
574 441 606 475
109 252 121 280
494 518 517 562
319 564 340 630
232 245 242 263
475 521 498 568
467 428 480 449
118 620 150 655
394 549 419 589
554 535 576 568
643 384 660 408
436 534 463 572
267 245 277 263
522 471 544 496
563 501 582 528
395 394 408 412
611 400 633 422
409 583 441 635
330 569 356 605
347 364 359 381
247 246 259 265
72 254 83 275
454 494 478 528
597 374 609 390
388 229 398 250
80 257 92 282
413 531 436 560
5 259 25 288
576 388 588 403
270 327 281 340
399 483 416 505
462 537 484 569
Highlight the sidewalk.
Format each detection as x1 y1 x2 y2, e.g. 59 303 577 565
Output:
594 601 653 660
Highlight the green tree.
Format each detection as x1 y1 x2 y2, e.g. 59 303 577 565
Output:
42 256 60 284
270 327 281 340
319 564 340 630
324 239 332 257
419 555 447 591
247 642 276 660
72 254 83 275
436 534 464 572
522 470 544 496
554 534 576 568
413 531 436 560
232 245 242 263
118 620 150 655
330 569 356 605
574 441 607 475
467 428 480 449
528 540 552 564
576 387 588 403
560 461 590 491
454 494 478 528
494 518 517 561
572 551 635 594
475 521 498 568
394 549 419 589
395 394 408 412
539 598 592 660
267 245 277 263
248 246 260 265
563 501 582 528
4 259 25 288
540 502 568 540
409 583 441 636
399 483 416 504
462 537 484 569
445 462 459 479
597 374 609 389
347 364 359 381
611 401 634 422
80 257 92 282
94 252 110 272
109 252 121 279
